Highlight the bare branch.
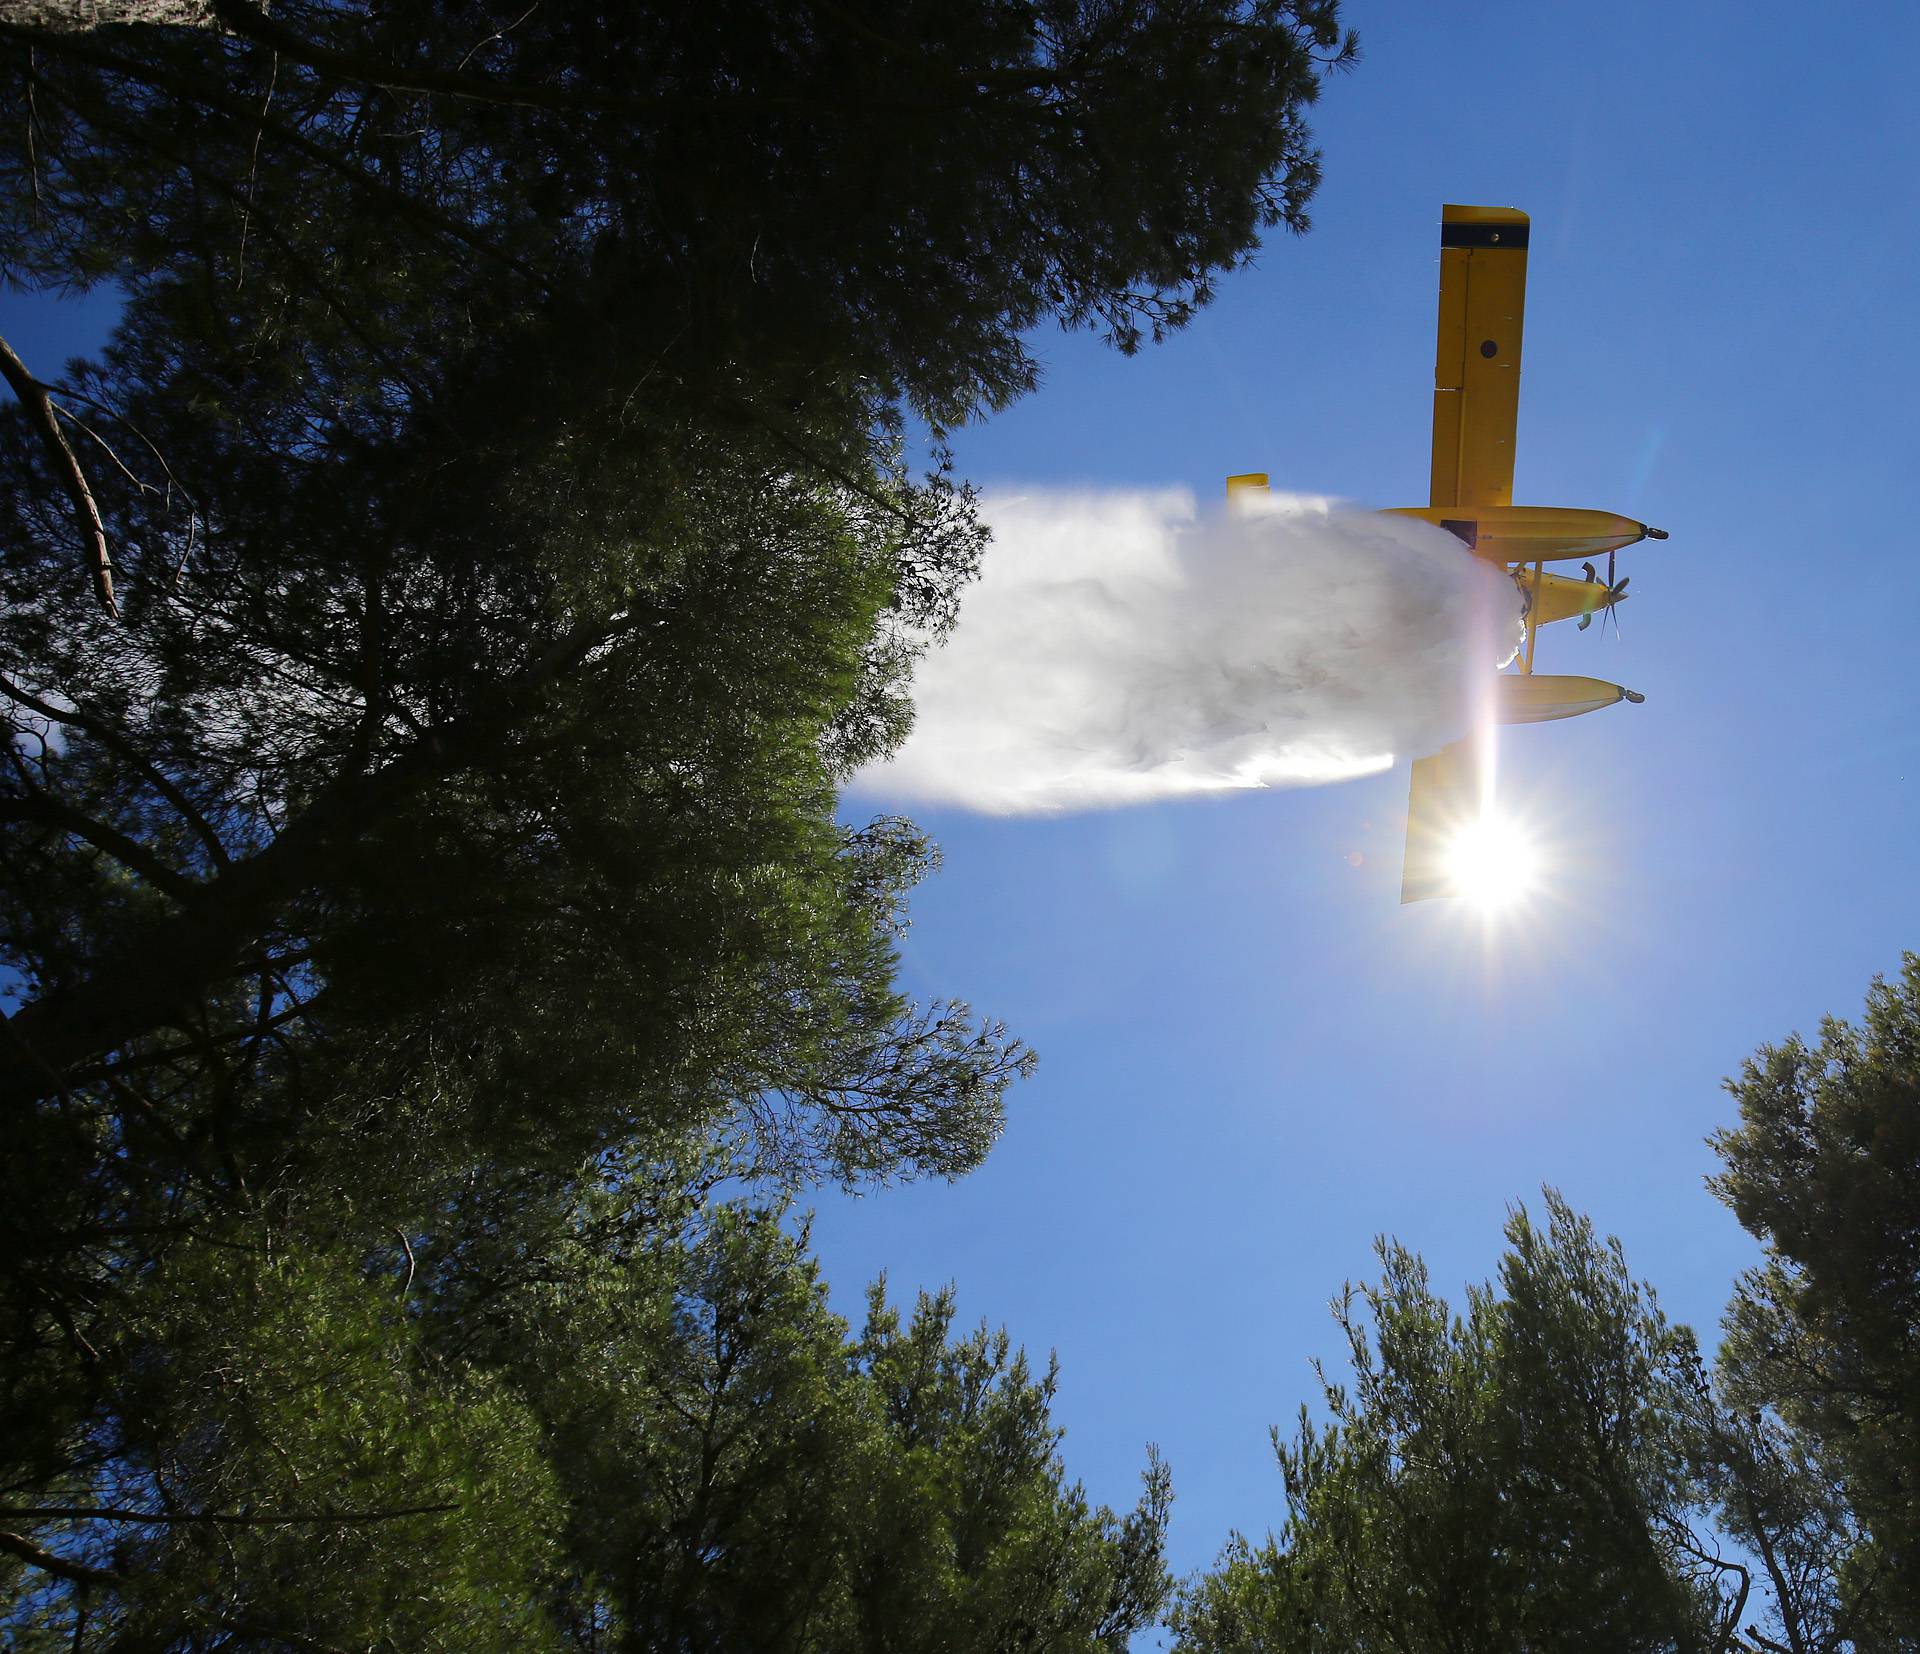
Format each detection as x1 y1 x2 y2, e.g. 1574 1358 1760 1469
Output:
0 331 116 615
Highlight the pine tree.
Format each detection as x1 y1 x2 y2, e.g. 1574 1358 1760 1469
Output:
1 1 1356 1632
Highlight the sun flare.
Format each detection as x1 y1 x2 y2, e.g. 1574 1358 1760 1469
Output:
1444 814 1540 910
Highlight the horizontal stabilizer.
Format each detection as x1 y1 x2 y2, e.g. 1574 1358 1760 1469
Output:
1401 738 1482 904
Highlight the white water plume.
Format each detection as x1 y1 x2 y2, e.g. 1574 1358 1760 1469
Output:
852 487 1521 814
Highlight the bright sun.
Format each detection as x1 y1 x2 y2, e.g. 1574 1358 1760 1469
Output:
1444 815 1541 910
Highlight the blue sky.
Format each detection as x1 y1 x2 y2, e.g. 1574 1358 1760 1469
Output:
6 0 1917 1617
806 0 1920 1599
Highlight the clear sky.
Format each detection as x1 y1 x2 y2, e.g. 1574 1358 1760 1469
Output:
6 0 1917 1624
805 0 1920 1610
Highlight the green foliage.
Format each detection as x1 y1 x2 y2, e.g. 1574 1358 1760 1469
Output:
1 1 1355 425
419 1181 1174 1651
1170 1193 1739 1654
1711 956 1920 1644
1174 961 1920 1654
4 1239 564 1651
0 0 1353 1632
2 1149 1173 1647
0 0 1351 1256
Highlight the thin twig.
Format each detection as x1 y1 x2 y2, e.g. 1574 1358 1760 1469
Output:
24 47 42 221
394 1227 416 1298
36 378 197 510
235 49 280 289
48 402 157 496
456 0 541 71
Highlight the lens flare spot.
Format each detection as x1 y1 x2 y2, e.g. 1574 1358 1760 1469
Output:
1444 815 1539 910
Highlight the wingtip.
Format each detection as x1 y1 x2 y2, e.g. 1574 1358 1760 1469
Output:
1645 527 1669 540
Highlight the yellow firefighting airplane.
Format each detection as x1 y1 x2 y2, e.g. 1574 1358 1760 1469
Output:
1230 203 1666 904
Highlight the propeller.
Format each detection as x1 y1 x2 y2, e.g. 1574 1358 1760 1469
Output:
1576 558 1631 635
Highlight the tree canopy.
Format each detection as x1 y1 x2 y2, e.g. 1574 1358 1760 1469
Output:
0 0 1355 1164
1169 1194 1743 1654
1710 957 1920 1647
1172 963 1920 1654
0 0 1356 1638
2 1162 1175 1649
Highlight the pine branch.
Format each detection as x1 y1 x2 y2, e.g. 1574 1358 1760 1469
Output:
0 1527 122 1588
0 671 232 867
0 791 197 898
0 21 542 282
0 1500 459 1525
0 609 638 1108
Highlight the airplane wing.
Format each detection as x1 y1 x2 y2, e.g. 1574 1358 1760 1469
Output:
1429 204 1529 510
1404 205 1527 904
